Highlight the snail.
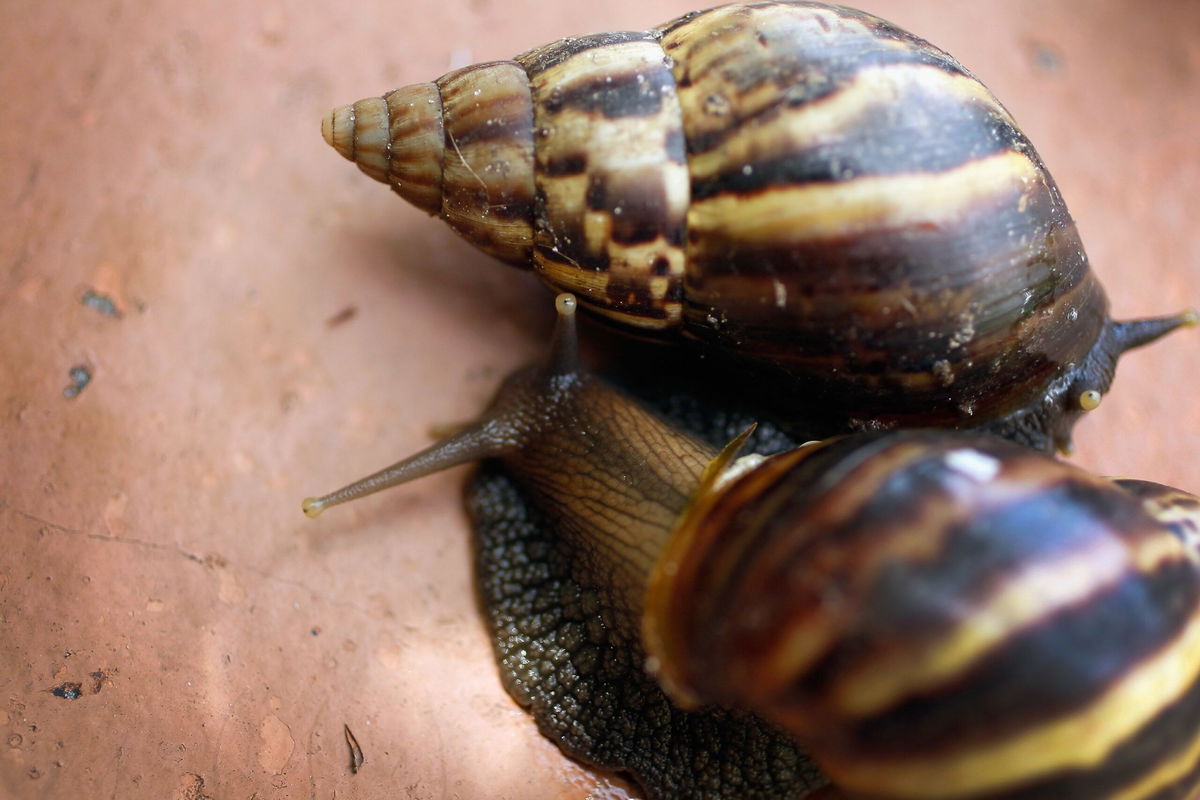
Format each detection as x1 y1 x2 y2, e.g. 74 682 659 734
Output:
320 0 1195 454
304 294 1200 800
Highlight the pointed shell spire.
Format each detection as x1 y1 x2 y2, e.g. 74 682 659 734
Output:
323 63 537 265
322 83 446 215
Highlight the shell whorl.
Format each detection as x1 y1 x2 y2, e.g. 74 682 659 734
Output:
324 63 537 265
645 431 1200 800
323 83 446 215
657 2 1109 433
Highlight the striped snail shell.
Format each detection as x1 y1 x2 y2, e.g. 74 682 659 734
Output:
646 432 1200 800
304 294 1200 800
321 1 1195 454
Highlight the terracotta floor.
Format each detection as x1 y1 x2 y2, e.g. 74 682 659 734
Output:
2 1 1197 798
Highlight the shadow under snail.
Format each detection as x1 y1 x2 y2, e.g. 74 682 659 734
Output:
304 293 1200 800
320 0 1195 454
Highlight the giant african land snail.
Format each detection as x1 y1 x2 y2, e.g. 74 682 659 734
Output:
320 0 1194 454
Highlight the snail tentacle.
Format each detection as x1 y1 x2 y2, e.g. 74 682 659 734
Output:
1111 309 1199 353
303 294 584 517
300 417 517 517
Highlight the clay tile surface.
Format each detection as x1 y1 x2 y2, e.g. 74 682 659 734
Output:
1 1 1197 798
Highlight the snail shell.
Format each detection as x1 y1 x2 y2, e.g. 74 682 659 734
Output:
304 294 1200 800
647 431 1200 800
322 1 1194 453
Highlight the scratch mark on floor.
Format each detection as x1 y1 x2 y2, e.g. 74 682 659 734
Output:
4 502 376 617
9 504 207 563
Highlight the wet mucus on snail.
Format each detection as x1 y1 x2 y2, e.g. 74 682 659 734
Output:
304 293 1200 800
321 0 1195 454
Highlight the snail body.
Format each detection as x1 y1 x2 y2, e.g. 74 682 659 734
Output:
304 295 1200 800
323 1 1194 453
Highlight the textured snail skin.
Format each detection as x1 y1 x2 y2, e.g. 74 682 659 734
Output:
322 1 1193 454
467 461 828 799
646 431 1200 800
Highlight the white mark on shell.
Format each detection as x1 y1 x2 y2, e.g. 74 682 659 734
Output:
933 359 954 387
944 449 1001 482
773 280 787 308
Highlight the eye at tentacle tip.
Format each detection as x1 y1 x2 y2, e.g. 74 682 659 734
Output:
547 293 581 375
1078 389 1102 411
555 293 577 316
301 496 326 518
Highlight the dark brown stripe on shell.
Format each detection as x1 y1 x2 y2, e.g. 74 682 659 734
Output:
1115 479 1200 562
436 61 536 265
666 433 916 686
518 30 656 77
542 67 674 120
665 4 971 155
654 5 720 38
461 195 534 224
439 69 534 147
446 109 535 148
541 151 589 177
585 169 681 246
442 186 536 224
843 561 1200 753
777 461 1126 619
681 170 1092 420
602 280 672 320
952 663 1200 800
523 34 688 328
535 241 610 273
1118 481 1200 510
686 269 1100 425
691 91 1028 200
819 490 1194 754
382 83 445 214
685 171 1072 283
